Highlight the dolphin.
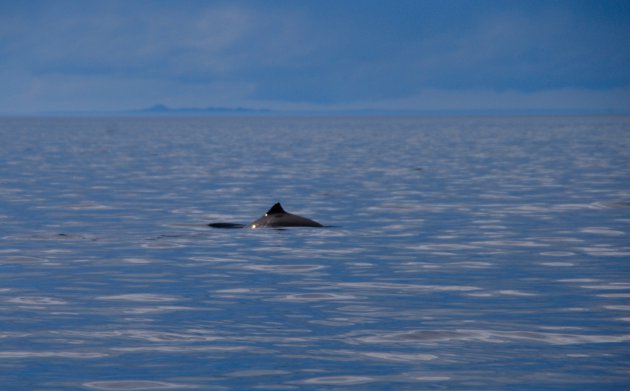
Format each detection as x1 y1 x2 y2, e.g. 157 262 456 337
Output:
208 202 324 229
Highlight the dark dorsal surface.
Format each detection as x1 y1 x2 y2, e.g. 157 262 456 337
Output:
208 202 323 229
207 222 246 229
266 202 286 215
249 202 323 228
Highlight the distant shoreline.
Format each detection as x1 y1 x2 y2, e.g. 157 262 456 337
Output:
2 106 628 118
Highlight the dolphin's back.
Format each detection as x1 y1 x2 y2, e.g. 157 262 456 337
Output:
248 202 323 228
208 202 323 229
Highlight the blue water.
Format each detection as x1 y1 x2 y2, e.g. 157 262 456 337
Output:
1 116 629 390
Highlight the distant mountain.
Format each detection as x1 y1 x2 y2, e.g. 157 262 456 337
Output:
134 104 271 115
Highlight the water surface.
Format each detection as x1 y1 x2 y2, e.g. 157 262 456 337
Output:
1 116 629 389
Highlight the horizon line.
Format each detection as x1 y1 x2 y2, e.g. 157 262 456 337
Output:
1 105 629 118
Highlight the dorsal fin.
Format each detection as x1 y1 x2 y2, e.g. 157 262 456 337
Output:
266 202 286 215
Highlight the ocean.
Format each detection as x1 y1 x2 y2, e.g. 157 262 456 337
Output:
1 116 629 389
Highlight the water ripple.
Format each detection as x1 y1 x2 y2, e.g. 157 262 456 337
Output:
7 296 68 305
276 293 356 302
301 376 376 385
2 116 629 389
243 264 325 274
0 351 108 359
355 329 630 345
338 282 481 292
84 380 198 390
96 294 182 302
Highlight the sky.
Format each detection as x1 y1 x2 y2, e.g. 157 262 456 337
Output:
1 0 630 114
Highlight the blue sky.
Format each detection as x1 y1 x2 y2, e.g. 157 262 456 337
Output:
1 0 629 114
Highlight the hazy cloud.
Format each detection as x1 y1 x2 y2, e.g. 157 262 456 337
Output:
1 0 629 113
